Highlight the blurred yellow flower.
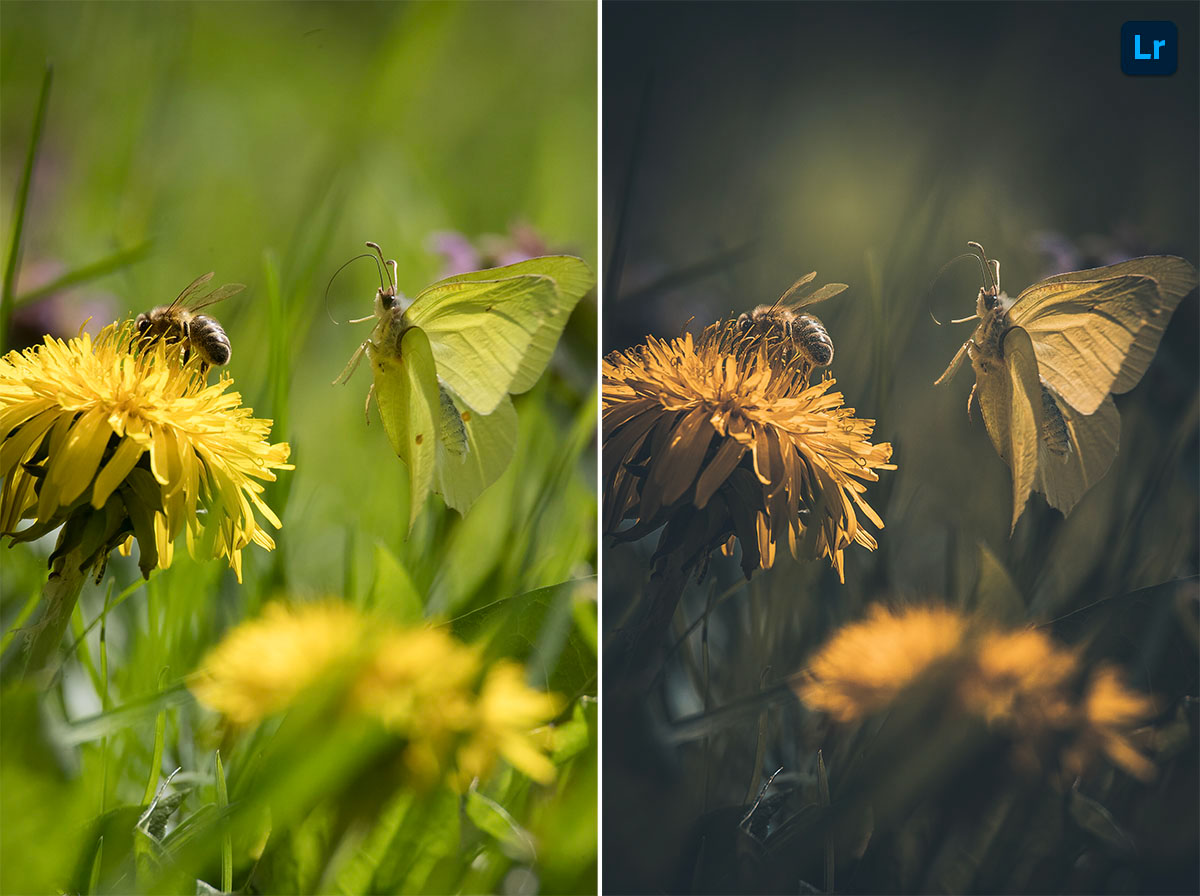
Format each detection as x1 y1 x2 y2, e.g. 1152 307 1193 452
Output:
0 322 291 582
1067 665 1158 783
967 629 1078 728
190 602 562 788
457 661 563 786
603 318 894 582
795 604 1158 781
795 605 966 721
190 602 370 726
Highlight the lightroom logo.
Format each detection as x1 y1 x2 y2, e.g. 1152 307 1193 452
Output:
1121 21 1178 75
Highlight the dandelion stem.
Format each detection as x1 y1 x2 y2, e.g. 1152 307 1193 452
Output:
22 541 87 682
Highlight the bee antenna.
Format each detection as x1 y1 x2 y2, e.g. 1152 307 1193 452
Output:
324 252 384 325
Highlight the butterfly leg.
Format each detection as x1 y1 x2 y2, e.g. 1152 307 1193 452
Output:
966 381 977 420
334 340 369 386
363 382 375 425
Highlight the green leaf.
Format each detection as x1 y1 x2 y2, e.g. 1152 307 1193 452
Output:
464 788 536 862
1068 786 1136 853
370 542 425 623
369 790 460 894
450 579 597 697
970 541 1025 623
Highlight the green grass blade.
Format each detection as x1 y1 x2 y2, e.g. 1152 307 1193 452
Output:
0 588 41 658
12 241 152 308
87 835 104 895
141 668 169 806
216 751 232 893
1 62 52 348
819 749 834 894
71 599 104 697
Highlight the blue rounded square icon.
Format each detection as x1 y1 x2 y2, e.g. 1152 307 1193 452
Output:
1121 21 1178 75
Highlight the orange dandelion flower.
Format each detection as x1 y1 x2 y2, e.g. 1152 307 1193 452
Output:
603 318 894 582
795 605 1158 781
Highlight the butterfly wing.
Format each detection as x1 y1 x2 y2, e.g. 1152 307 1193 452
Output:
402 274 552 416
371 326 439 532
975 326 1043 531
1034 388 1119 517
434 386 518 514
407 256 594 415
430 256 594 394
1011 256 1197 415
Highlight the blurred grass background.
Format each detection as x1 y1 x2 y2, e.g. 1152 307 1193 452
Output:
1 2 597 893
603 2 1198 893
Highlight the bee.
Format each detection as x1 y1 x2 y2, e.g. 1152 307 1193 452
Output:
735 271 848 367
135 272 244 369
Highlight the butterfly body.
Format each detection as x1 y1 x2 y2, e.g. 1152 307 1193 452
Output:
938 242 1197 529
1038 385 1071 457
337 242 595 530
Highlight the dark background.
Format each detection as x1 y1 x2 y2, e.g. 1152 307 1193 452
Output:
603 3 1199 893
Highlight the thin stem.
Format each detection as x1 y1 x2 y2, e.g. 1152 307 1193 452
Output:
11 241 152 308
608 557 688 693
2 63 53 348
22 541 87 682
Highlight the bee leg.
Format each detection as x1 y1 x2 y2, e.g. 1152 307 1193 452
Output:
363 383 375 426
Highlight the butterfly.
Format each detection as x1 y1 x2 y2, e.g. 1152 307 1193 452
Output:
936 242 1197 530
337 242 595 531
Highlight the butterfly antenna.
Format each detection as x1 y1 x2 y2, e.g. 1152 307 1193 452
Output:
966 241 999 294
926 252 980 325
365 241 398 293
324 252 384 325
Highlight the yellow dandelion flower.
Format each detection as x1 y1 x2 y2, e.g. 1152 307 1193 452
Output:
456 660 564 786
190 602 563 788
603 318 894 582
1065 665 1158 782
964 629 1078 728
0 322 292 583
357 627 480 738
795 605 967 721
795 605 1159 781
191 602 370 726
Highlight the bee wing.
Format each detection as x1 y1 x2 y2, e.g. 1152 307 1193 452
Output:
186 283 245 311
1034 389 1119 517
976 327 1042 532
770 271 818 310
787 282 849 309
169 272 216 310
1011 256 1197 414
